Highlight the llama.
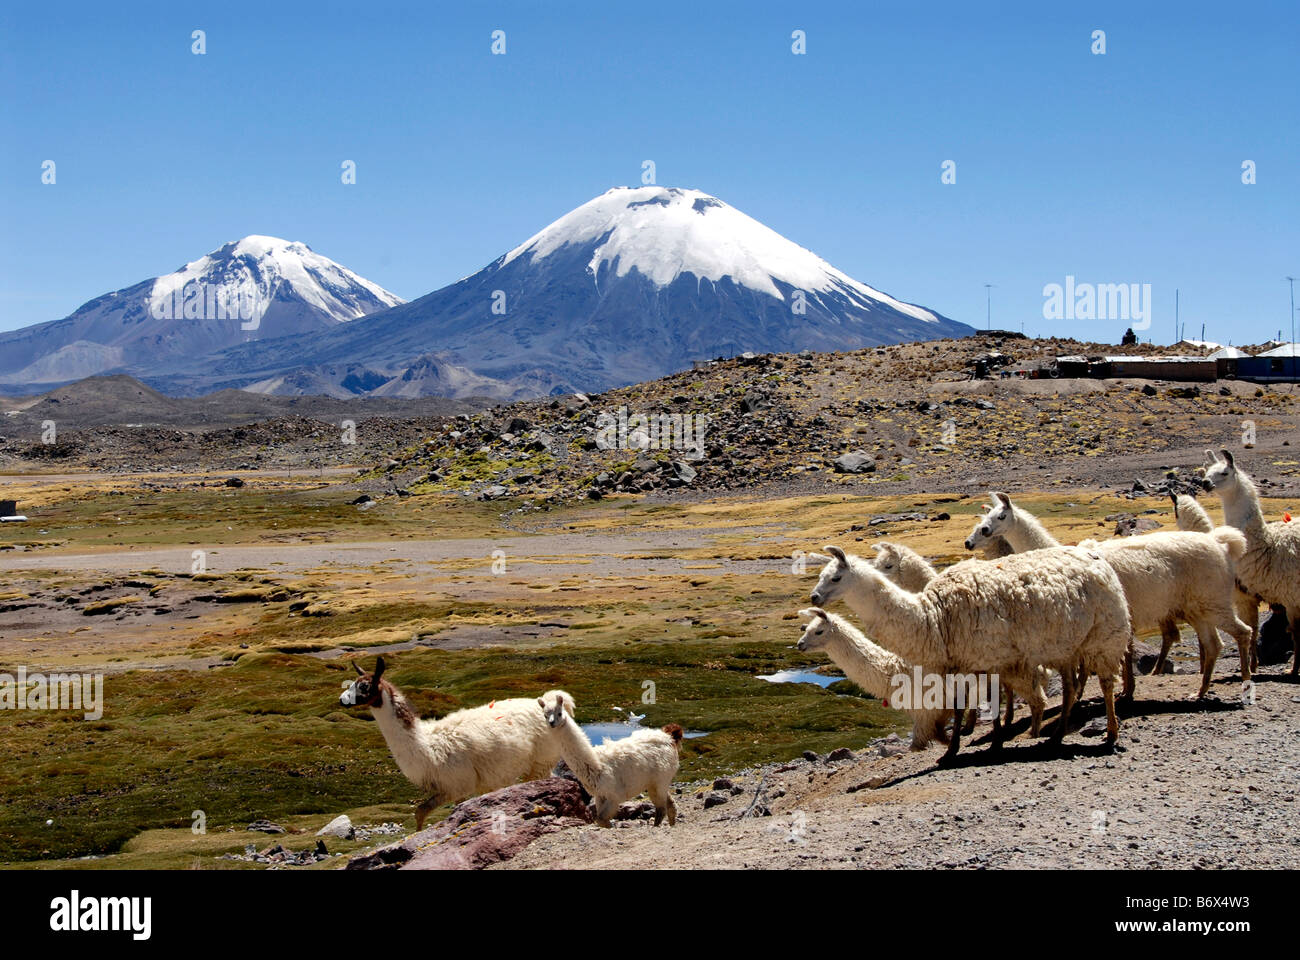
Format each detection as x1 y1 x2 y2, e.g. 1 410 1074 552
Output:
796 605 951 750
1164 491 1260 676
869 541 937 592
964 492 1059 553
1203 448 1300 676
339 657 575 830
1077 529 1254 697
966 492 1252 699
810 544 1132 760
538 692 681 827
1171 492 1213 534
870 541 1027 741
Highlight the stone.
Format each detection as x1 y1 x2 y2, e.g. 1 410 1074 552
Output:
346 777 592 871
316 814 354 839
247 820 284 834
826 747 855 762
833 451 876 474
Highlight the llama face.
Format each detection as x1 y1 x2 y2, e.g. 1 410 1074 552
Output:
965 498 1010 551
871 544 899 577
796 608 830 651
339 658 386 708
1201 450 1236 493
809 547 847 606
539 695 570 729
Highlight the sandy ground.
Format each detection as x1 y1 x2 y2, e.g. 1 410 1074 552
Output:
496 669 1300 869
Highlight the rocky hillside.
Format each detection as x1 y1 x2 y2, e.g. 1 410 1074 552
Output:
371 334 1300 506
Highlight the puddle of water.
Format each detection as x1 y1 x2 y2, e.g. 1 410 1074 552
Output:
756 669 843 688
581 722 709 744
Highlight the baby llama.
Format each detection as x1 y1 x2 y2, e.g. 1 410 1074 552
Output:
340 657 575 829
538 692 682 827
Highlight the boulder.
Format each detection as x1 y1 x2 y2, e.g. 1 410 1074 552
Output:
316 814 354 840
346 777 592 871
833 451 876 474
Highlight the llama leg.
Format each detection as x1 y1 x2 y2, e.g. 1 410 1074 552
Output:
1192 622 1223 700
665 794 677 826
1153 619 1179 675
593 798 615 828
415 796 440 832
938 705 962 765
961 708 976 735
1236 593 1259 673
1099 674 1120 746
1291 615 1300 678
649 783 669 827
1053 668 1076 743
1119 637 1136 703
1023 682 1045 738
1226 614 1253 687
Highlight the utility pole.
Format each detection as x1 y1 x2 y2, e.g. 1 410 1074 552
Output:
1287 276 1296 347
1175 289 1179 345
984 283 993 330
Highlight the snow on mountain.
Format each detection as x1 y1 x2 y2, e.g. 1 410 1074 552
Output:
502 186 941 322
0 237 404 386
148 236 403 325
194 186 970 397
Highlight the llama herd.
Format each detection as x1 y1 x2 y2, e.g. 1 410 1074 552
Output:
338 449 1300 830
806 449 1299 763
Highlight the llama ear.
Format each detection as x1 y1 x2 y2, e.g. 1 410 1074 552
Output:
824 545 847 563
1220 449 1235 468
1204 449 1219 464
352 660 364 676
807 552 831 563
372 657 386 682
994 491 1011 507
798 607 815 619
537 697 546 708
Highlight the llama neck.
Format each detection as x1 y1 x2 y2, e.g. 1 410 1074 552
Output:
1219 475 1267 534
1006 506 1059 551
553 721 603 790
823 629 896 700
370 684 427 770
845 562 940 667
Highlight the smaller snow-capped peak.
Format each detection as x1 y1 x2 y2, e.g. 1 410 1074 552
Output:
148 235 404 324
501 186 939 322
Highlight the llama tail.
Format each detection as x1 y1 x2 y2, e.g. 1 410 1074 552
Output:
663 723 684 749
1212 525 1248 563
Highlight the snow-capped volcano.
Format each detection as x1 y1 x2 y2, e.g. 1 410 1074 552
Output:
502 186 943 322
195 187 970 397
0 236 403 386
147 236 402 326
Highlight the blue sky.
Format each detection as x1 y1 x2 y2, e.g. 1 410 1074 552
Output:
1 1 1297 344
